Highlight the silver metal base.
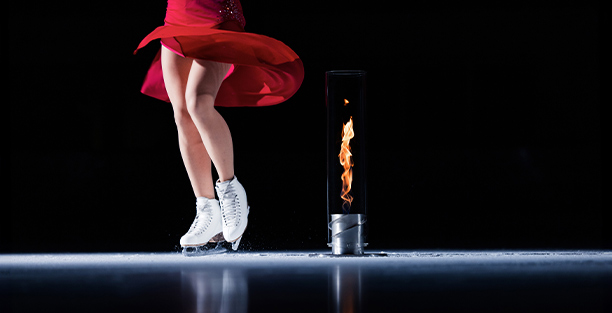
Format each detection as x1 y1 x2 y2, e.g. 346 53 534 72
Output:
328 214 367 255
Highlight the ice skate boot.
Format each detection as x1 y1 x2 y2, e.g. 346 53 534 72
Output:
180 198 225 256
215 176 249 250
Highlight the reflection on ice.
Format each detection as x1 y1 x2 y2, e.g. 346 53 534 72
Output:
181 269 248 313
330 265 362 313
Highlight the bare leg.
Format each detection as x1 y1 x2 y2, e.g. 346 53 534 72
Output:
160 46 215 198
185 59 234 182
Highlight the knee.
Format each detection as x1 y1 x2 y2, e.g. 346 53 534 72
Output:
173 106 191 127
185 92 216 121
174 106 195 134
173 107 199 138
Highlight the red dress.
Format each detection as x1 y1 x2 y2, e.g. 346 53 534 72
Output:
134 0 304 107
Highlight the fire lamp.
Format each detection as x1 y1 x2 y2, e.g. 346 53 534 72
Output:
325 70 368 255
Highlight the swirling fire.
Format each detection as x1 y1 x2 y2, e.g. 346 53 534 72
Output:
339 112 354 212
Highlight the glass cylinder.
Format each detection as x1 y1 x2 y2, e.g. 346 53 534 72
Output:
326 70 368 254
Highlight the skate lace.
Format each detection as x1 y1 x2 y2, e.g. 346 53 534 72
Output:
187 205 214 235
218 184 240 227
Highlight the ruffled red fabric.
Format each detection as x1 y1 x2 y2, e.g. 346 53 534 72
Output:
134 2 304 107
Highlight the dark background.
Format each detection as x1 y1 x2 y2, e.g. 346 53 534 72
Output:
6 0 606 252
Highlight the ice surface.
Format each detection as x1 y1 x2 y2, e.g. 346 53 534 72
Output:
2 250 611 271
2 251 611 313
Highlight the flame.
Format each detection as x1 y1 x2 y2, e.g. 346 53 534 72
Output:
339 116 354 212
344 99 349 106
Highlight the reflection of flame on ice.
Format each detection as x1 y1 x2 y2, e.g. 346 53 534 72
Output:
339 115 354 212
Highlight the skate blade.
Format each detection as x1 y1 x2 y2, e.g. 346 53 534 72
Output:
231 236 242 251
182 243 228 257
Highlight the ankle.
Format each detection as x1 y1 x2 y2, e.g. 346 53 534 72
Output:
217 175 235 184
196 196 215 205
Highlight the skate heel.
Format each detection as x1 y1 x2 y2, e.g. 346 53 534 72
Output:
209 232 225 243
231 236 242 251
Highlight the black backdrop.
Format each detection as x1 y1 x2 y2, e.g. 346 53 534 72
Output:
6 0 605 252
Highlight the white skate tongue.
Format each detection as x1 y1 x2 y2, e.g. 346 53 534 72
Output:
187 199 216 234
196 197 207 206
196 196 215 207
216 178 239 226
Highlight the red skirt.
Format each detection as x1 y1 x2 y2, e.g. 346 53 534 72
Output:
134 0 304 107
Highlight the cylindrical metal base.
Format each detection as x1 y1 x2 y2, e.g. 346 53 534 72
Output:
328 214 367 255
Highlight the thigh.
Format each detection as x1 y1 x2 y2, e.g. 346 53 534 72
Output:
160 45 193 109
185 59 232 106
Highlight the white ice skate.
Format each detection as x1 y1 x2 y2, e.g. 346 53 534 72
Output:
215 176 249 250
180 198 226 256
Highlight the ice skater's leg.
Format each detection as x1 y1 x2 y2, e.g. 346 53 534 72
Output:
160 45 215 199
184 59 248 250
184 59 234 182
161 46 226 253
